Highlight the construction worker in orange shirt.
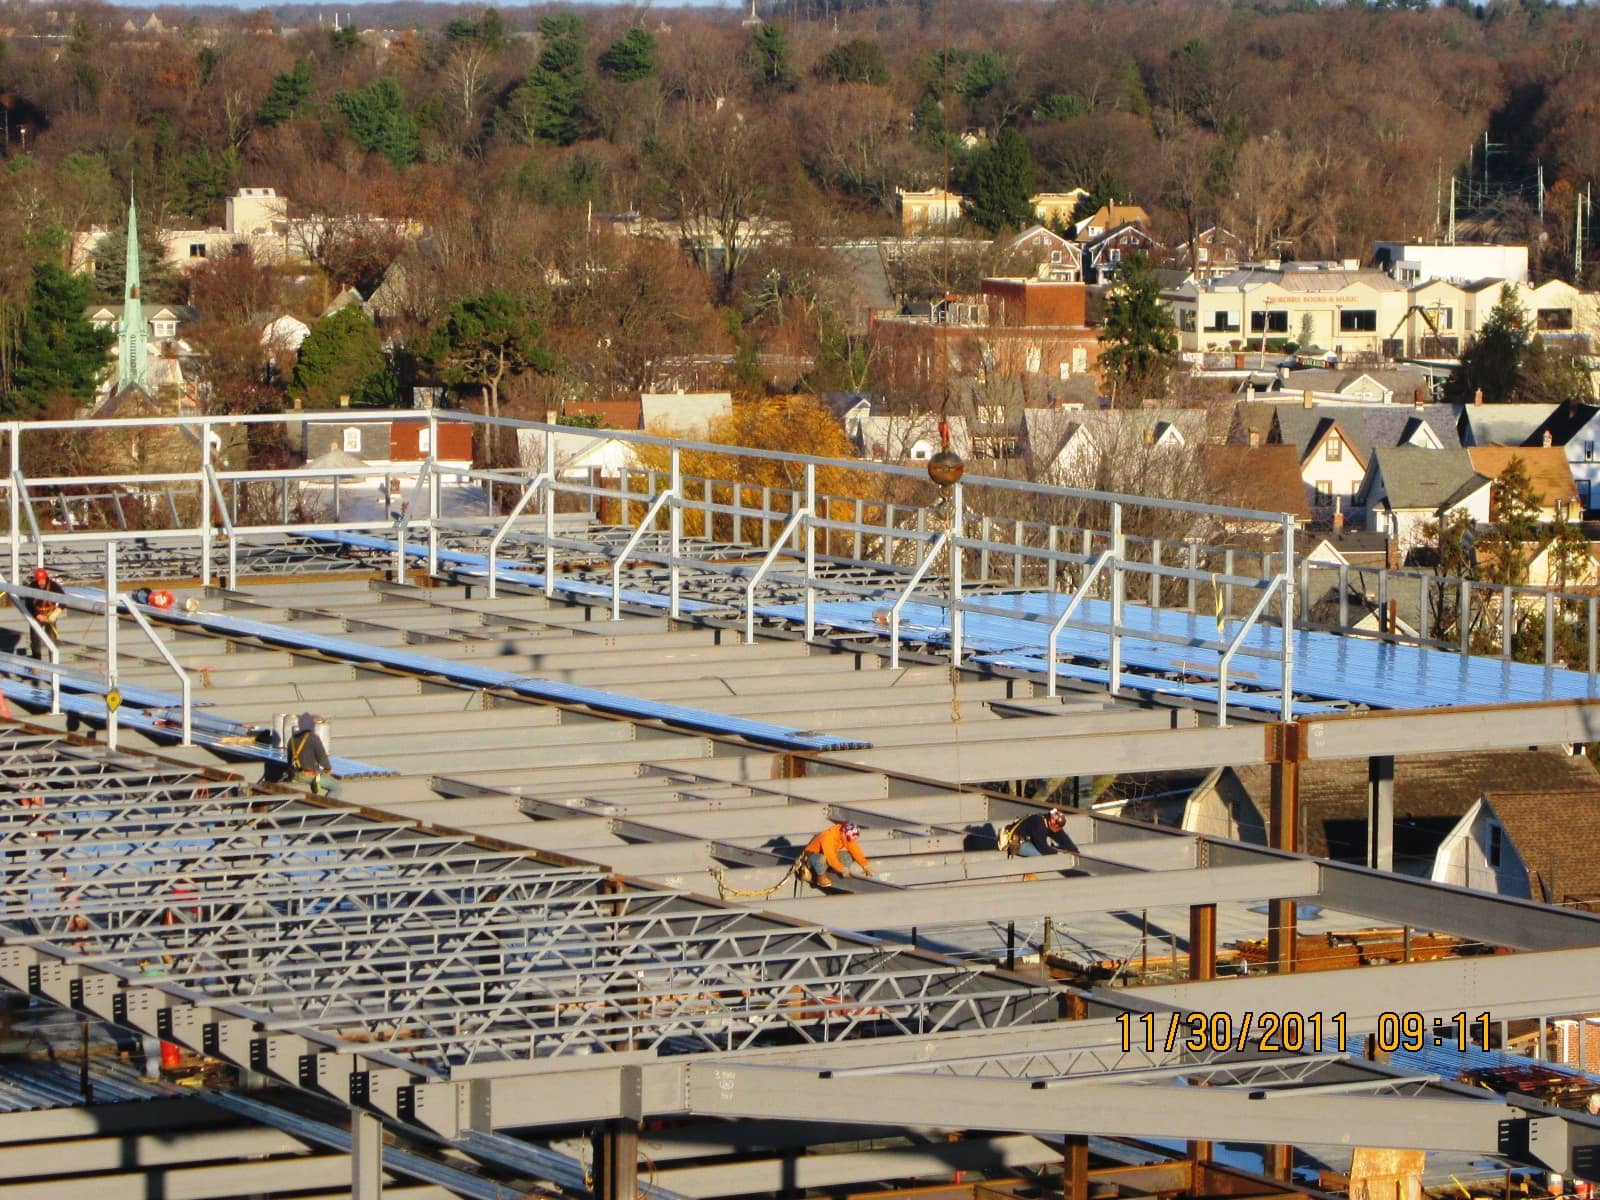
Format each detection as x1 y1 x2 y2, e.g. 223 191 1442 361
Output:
799 821 874 889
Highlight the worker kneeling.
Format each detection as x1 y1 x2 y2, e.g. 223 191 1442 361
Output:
287 713 343 800
1000 808 1078 859
799 821 874 889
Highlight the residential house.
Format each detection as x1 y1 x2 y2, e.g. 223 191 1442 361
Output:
1457 402 1557 449
896 188 964 233
1082 223 1162 285
997 226 1083 283
639 392 732 438
1024 407 1206 487
1475 537 1600 589
1163 266 1410 359
853 412 971 463
304 417 473 475
1266 365 1436 405
1438 791 1600 905
260 313 311 355
1073 203 1150 242
1355 446 1491 548
1527 401 1600 513
1179 749 1600 878
1466 445 1581 522
1173 227 1244 278
1031 191 1089 227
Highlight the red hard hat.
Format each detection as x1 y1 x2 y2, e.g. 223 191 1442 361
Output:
30 567 49 585
148 590 174 609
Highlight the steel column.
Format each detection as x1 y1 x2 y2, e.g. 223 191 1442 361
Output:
1188 903 1216 982
1266 724 1301 974
1367 755 1394 872
104 540 118 752
352 1107 383 1200
1063 1134 1089 1200
592 1120 639 1200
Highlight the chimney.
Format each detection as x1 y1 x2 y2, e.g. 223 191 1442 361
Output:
1413 387 1425 409
1302 389 1314 409
1143 427 1156 446
545 408 558 424
338 394 350 408
1544 430 1554 447
1474 388 1484 406
1332 496 1344 531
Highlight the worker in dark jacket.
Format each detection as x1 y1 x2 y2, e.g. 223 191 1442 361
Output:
1007 808 1078 858
288 714 342 799
25 567 65 659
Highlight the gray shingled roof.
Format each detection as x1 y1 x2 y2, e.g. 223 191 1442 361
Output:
1273 403 1461 464
1368 446 1488 510
1459 403 1558 447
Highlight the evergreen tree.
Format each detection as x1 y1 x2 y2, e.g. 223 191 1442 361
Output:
258 59 313 127
750 24 796 95
505 14 588 145
90 225 176 304
1478 457 1543 586
291 305 390 408
335 77 420 168
599 28 656 82
7 263 113 415
445 8 505 50
1098 253 1179 404
1444 286 1527 405
963 126 1035 233
419 288 551 421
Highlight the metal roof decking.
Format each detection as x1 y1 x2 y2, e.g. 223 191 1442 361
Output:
117 597 871 753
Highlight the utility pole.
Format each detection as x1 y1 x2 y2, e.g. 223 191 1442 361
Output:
1577 187 1584 280
1538 162 1544 223
1448 177 1456 246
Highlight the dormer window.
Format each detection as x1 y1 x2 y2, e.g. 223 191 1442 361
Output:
343 427 361 454
1326 434 1343 461
151 320 176 339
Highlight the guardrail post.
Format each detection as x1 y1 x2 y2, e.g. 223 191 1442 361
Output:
427 410 440 579
543 428 556 599
1151 539 1162 613
1546 590 1556 666
6 424 17 585
669 446 682 619
1280 514 1295 722
105 540 118 752
1502 584 1513 658
803 462 816 642
1461 578 1472 655
198 419 212 588
1108 502 1123 695
1187 542 1197 612
950 482 964 665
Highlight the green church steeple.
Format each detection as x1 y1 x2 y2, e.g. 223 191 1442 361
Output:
117 192 147 391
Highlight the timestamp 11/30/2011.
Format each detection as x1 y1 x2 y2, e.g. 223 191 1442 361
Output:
1115 1011 1494 1054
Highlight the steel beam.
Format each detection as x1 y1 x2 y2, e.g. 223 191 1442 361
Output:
1131 943 1600 1024
756 860 1321 928
1301 703 1600 760
680 1063 1516 1154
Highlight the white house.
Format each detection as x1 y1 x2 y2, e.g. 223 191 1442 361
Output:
1356 446 1492 550
260 313 311 354
1430 796 1530 896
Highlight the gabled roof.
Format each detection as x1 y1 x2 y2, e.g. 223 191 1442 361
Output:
1465 446 1579 506
1459 403 1557 447
1482 790 1600 905
1197 444 1310 521
1085 223 1159 252
1526 401 1600 448
1368 446 1488 511
1272 407 1370 466
1073 203 1149 240
1221 749 1600 861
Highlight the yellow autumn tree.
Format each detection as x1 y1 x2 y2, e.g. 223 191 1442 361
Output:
633 395 886 545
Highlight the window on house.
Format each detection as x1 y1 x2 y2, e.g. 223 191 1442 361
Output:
1178 309 1197 332
1025 346 1042 373
1350 480 1362 500
1314 481 1332 506
1581 479 1592 509
1340 309 1378 332
1587 441 1596 462
1250 311 1290 334
1071 347 1087 374
189 244 206 259
342 428 361 454
1248 431 1261 448
418 427 431 453
1488 823 1503 869
151 321 175 338
1208 312 1241 332
1433 308 1453 330
1326 434 1343 461
1108 247 1122 263
1060 361 1072 380
1538 308 1574 331
1049 250 1063 264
